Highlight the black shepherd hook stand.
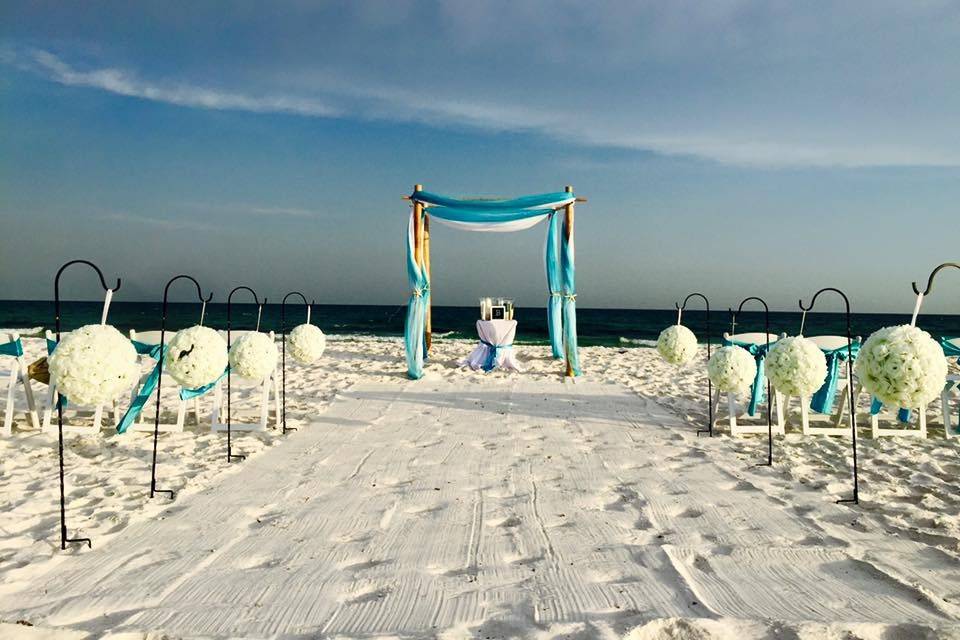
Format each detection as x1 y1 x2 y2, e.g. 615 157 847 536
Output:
912 263 960 320
53 259 121 550
676 293 713 436
149 275 214 499
281 292 313 434
730 296 774 466
226 286 264 462
799 288 859 505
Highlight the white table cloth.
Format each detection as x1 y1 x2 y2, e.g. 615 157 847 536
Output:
461 319 522 372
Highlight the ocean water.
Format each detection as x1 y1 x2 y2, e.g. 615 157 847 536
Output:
1 300 957 347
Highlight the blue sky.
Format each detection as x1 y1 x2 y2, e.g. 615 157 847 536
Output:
2 1 959 312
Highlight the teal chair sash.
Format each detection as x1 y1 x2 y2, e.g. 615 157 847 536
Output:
722 338 770 416
810 340 860 414
117 342 165 434
0 337 23 357
180 368 228 400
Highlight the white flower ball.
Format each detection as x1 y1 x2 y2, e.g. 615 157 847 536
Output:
656 325 698 365
766 336 828 398
165 325 228 388
707 346 757 393
287 323 325 365
228 332 278 380
855 325 947 409
48 324 139 406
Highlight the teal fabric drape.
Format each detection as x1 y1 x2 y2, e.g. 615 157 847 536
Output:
545 213 564 359
405 214 430 379
404 189 580 379
723 338 770 416
480 340 513 372
560 215 581 375
810 340 860 414
117 341 164 434
413 190 573 211
0 337 23 357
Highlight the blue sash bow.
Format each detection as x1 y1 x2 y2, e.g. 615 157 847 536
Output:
810 341 860 414
722 338 770 416
480 339 513 372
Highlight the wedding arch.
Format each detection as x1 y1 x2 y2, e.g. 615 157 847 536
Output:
403 184 584 379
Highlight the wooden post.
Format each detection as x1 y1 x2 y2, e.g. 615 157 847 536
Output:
563 185 575 377
424 214 432 352
413 184 424 267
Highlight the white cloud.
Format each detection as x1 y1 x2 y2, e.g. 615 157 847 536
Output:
26 49 339 118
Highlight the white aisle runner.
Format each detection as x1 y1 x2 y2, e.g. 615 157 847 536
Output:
2 381 955 637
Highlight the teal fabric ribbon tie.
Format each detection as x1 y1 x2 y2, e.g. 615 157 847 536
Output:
117 342 164 434
180 367 228 400
0 337 23 357
723 338 769 416
480 339 513 372
810 341 861 414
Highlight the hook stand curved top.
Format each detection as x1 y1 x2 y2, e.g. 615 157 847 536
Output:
675 293 714 437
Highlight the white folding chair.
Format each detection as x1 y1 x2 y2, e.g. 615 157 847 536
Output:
942 376 960 440
210 330 280 433
712 331 784 436
2 332 40 435
125 329 205 433
775 335 864 436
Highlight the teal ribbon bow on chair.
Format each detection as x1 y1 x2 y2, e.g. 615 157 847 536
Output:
723 338 769 416
480 339 513 373
810 340 860 414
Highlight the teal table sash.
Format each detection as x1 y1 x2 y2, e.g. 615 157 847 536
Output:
722 338 770 416
479 339 513 372
810 340 861 414
0 337 23 357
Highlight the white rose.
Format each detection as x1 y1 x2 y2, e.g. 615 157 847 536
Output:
656 325 698 365
228 332 279 380
286 324 326 365
856 325 946 408
766 336 828 398
48 324 140 406
165 325 228 388
707 346 757 393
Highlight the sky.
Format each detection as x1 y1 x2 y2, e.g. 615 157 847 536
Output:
2 1 959 313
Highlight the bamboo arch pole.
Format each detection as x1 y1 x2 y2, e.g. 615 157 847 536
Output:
563 185 575 377
412 184 427 357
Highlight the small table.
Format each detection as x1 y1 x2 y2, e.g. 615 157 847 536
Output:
461 319 522 372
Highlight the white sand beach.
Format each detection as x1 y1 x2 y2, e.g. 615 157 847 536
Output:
1 336 959 639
